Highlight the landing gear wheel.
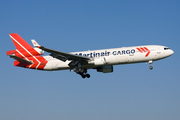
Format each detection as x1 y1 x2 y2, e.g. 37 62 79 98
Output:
148 60 153 70
74 68 90 79
81 74 86 78
81 74 90 78
86 74 90 78
149 66 153 70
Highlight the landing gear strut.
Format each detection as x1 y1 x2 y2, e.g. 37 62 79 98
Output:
149 60 153 70
70 62 91 79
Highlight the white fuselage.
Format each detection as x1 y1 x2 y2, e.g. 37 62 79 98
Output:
43 45 174 71
7 33 174 78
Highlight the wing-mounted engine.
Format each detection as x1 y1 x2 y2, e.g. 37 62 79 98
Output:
96 65 113 73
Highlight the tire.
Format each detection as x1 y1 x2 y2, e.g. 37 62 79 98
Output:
81 74 86 78
149 66 153 70
86 74 90 78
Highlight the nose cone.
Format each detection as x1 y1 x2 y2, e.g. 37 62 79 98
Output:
165 49 174 58
160 47 174 59
169 49 174 56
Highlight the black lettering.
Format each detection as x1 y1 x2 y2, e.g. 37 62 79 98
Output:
117 51 121 55
90 53 93 57
107 52 110 56
131 49 135 54
126 50 130 54
112 51 116 55
96 53 100 57
122 50 125 55
101 52 105 56
93 52 96 57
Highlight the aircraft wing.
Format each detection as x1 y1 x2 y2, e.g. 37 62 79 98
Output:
39 46 90 62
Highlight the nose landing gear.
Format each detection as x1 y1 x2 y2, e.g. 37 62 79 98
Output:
149 60 153 70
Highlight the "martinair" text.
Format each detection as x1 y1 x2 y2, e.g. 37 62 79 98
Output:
75 49 135 58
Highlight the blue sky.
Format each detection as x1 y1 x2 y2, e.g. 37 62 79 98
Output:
1 0 180 120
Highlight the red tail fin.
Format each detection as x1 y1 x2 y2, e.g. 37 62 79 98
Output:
9 33 33 50
7 33 47 70
8 33 41 58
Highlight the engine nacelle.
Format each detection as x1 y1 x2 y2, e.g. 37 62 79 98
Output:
97 65 113 73
34 48 44 55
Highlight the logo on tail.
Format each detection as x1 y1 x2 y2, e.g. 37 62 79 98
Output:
7 33 47 70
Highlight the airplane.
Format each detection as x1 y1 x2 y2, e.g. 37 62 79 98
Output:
7 33 174 78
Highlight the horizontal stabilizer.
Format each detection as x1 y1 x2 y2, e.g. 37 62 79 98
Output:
9 54 33 65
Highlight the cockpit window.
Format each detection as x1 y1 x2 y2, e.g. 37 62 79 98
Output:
164 47 170 50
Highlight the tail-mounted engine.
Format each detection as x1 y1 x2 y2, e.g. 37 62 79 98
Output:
34 48 44 55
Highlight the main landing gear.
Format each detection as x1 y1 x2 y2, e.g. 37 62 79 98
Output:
75 69 91 78
69 62 91 79
149 60 153 70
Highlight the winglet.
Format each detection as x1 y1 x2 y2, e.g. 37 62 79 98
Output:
31 39 40 47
